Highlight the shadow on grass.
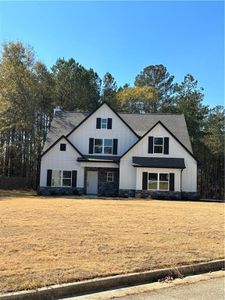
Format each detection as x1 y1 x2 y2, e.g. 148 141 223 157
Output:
0 189 37 199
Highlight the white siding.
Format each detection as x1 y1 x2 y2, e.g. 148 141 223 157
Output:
40 138 84 187
68 104 138 155
120 123 197 192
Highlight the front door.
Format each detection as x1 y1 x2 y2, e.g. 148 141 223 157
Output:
86 171 98 195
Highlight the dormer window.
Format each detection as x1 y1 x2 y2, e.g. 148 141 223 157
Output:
96 118 112 129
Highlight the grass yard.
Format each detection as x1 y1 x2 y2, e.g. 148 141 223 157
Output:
0 191 224 293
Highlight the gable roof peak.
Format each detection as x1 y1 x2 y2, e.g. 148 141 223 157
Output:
65 101 139 139
41 135 83 158
120 120 197 162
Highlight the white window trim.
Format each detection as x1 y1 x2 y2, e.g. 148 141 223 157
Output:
148 172 169 191
106 172 114 182
101 118 108 129
153 137 164 154
52 170 72 187
94 138 113 155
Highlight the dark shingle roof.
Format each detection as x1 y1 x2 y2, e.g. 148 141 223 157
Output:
120 113 192 152
43 111 192 153
132 157 186 169
43 112 87 151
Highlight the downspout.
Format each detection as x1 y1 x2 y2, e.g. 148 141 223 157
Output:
180 169 183 199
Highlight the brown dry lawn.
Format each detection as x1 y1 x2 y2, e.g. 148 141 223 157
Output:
0 190 224 293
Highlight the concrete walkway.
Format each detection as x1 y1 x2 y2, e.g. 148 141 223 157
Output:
60 271 225 300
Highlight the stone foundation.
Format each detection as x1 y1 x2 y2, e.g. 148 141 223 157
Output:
118 189 136 198
119 189 198 200
181 192 198 200
38 187 84 196
135 190 181 199
38 186 198 200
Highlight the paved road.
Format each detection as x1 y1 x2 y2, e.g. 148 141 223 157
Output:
61 272 225 300
115 277 225 300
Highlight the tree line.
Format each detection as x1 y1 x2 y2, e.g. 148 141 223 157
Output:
0 41 224 199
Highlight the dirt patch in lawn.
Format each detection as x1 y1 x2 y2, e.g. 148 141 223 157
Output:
0 195 224 293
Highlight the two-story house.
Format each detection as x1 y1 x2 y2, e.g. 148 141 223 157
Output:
39 102 198 199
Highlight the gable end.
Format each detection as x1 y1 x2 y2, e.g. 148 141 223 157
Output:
120 121 198 162
66 102 140 139
41 135 83 158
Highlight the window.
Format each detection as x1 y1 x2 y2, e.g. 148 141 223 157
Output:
51 170 72 187
148 173 169 191
104 139 113 154
148 173 158 190
94 139 102 153
52 170 61 187
62 171 72 187
96 118 112 129
148 137 169 154
107 172 114 182
94 139 113 154
60 143 66 151
159 173 169 190
153 137 164 153
101 118 108 129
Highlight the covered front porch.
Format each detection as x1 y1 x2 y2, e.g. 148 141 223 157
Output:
78 156 119 197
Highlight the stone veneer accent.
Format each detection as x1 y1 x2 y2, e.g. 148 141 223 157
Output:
38 187 84 196
119 189 136 198
135 190 181 199
38 186 197 200
119 189 198 200
84 167 119 197
180 192 198 200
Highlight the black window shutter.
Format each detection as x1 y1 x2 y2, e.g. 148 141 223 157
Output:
113 139 118 155
142 172 148 190
89 138 94 154
107 118 112 129
169 173 175 191
164 137 169 154
96 118 101 129
72 171 77 187
148 136 153 153
47 169 52 187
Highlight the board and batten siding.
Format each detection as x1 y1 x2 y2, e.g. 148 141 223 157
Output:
67 104 138 156
40 137 84 187
119 123 197 192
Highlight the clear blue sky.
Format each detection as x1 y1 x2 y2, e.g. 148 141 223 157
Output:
0 1 224 107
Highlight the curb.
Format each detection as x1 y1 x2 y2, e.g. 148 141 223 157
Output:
0 259 224 300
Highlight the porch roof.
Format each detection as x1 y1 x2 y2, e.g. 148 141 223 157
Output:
77 155 120 163
132 157 186 169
